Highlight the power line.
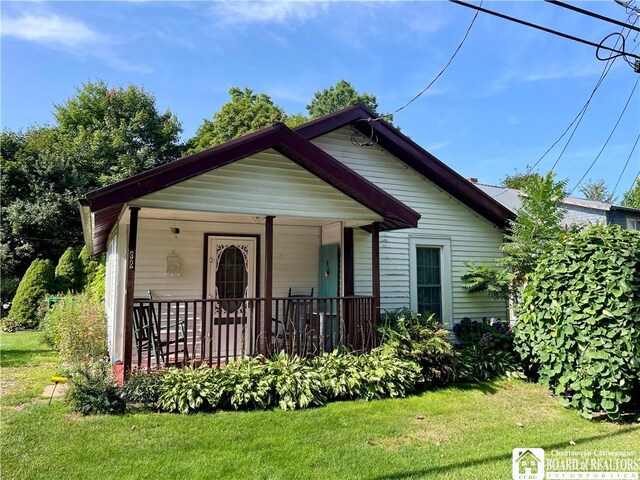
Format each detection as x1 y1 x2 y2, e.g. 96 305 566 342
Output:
449 0 640 62
369 0 483 123
545 0 640 33
568 76 640 195
609 133 640 200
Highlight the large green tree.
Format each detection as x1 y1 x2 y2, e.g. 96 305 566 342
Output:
54 80 182 185
187 87 305 153
579 179 614 203
1 81 183 302
307 80 379 119
621 177 640 209
500 168 543 190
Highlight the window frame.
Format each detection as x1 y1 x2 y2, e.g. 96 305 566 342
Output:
409 237 453 327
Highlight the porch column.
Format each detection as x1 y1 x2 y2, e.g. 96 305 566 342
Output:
262 216 275 356
371 222 381 328
123 207 140 377
343 227 354 297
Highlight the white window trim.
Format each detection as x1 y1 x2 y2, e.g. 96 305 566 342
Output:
409 237 453 327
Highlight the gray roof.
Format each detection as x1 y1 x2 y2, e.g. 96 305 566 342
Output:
475 183 613 213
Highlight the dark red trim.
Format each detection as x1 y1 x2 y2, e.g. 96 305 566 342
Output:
371 222 381 327
343 227 354 297
295 105 515 229
263 216 274 356
123 207 140 378
82 122 420 253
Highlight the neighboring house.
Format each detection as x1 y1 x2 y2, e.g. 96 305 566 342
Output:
473 181 640 230
79 105 513 375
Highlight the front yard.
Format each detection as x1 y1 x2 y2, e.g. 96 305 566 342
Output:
1 331 638 480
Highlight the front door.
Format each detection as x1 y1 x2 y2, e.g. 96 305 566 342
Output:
206 236 257 360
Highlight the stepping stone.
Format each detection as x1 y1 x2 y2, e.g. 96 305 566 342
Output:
42 384 69 398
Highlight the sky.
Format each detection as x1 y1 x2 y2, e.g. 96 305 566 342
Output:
2 0 639 199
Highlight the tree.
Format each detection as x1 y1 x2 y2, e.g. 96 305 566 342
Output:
501 172 568 285
621 177 640 209
500 168 543 190
307 80 380 119
54 80 183 186
579 179 615 203
4 259 54 330
1 81 183 303
187 87 290 153
463 172 568 300
55 247 82 293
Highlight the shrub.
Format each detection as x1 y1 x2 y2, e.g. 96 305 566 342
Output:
86 262 106 303
157 366 222 414
358 346 423 399
264 352 325 410
122 370 165 405
3 258 54 330
313 350 366 400
67 360 125 415
218 357 273 410
40 293 107 365
452 317 512 350
54 247 82 293
514 224 640 419
452 344 523 382
379 309 456 385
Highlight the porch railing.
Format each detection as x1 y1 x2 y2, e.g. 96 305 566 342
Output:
130 296 376 372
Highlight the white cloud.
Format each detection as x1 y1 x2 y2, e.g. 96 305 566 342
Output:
1 11 153 73
1 13 105 48
211 1 328 26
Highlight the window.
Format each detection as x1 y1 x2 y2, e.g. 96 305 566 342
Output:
215 246 248 312
416 247 442 319
409 237 452 326
626 218 640 230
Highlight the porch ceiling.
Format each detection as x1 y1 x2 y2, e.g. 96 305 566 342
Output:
79 122 420 255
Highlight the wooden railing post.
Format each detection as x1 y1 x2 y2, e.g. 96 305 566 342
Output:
263 216 275 356
371 223 381 335
123 207 140 378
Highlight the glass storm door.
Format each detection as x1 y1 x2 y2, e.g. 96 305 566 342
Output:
207 237 257 359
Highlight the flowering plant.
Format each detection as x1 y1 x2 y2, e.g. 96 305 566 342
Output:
452 317 512 349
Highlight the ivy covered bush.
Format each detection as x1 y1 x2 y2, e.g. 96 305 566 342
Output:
2 258 54 330
514 225 640 419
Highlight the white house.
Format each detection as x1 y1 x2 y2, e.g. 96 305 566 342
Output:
78 105 513 377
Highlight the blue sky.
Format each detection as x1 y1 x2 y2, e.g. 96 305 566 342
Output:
2 0 639 199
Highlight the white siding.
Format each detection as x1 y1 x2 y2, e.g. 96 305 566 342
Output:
131 149 381 223
128 217 321 300
313 128 508 325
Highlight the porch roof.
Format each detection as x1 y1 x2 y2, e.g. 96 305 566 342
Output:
79 122 421 254
294 105 515 229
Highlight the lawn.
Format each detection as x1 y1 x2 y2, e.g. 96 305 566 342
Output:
1 331 638 480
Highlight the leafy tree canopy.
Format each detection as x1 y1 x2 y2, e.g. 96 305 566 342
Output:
187 87 305 153
500 168 543 190
578 178 615 203
54 80 182 185
307 80 379 119
621 177 640 209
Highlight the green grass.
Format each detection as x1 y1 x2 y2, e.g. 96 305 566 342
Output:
1 331 638 480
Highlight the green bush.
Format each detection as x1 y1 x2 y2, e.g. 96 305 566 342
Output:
157 366 222 414
40 293 107 365
67 360 126 415
514 224 640 419
379 309 456 385
3 258 54 330
154 349 423 414
452 345 523 382
219 357 273 410
54 247 82 293
86 262 106 303
79 247 106 300
122 370 165 405
264 352 325 410
452 318 512 350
